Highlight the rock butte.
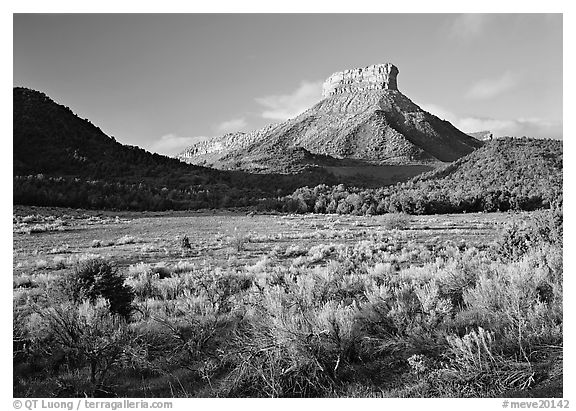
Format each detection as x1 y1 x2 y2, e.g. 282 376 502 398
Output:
322 63 399 98
177 63 482 173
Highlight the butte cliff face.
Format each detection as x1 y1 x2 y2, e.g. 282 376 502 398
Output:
322 63 399 96
178 63 482 173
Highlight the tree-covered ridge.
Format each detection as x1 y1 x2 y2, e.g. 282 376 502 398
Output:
13 88 561 214
394 137 563 213
412 137 562 193
272 138 562 215
14 87 233 181
13 87 339 210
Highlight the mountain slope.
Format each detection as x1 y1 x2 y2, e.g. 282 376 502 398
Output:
14 87 204 179
390 137 563 212
12 87 341 210
273 137 562 214
178 64 482 172
411 137 562 190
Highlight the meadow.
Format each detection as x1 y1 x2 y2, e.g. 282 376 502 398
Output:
13 206 563 398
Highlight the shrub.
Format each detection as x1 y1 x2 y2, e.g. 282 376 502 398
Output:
226 295 343 397
125 266 159 301
172 260 196 275
493 209 563 262
442 327 536 395
152 264 172 279
65 258 134 318
35 259 49 270
31 299 135 393
446 327 498 373
529 208 563 246
52 256 66 270
458 246 563 355
493 223 532 261
383 213 411 230
231 235 249 253
284 244 308 257
116 235 137 245
180 235 192 250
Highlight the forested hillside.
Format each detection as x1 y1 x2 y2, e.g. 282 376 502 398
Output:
271 138 562 215
13 87 337 210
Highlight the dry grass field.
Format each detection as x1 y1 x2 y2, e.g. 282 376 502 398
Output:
13 206 562 398
14 206 512 272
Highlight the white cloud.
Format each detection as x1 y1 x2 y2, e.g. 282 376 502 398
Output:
457 117 562 139
256 80 323 121
421 104 562 139
466 72 518 100
215 117 248 134
450 14 491 40
148 134 211 157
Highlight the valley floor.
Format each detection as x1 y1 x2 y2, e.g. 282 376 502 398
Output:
14 207 518 273
13 206 563 398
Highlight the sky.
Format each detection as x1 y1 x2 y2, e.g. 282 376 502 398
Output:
13 13 563 156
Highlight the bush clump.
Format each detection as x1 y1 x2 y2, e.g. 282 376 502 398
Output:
33 299 135 394
383 213 411 230
180 235 192 250
493 208 562 261
65 258 134 318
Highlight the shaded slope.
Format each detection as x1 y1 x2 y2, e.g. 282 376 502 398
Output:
14 87 208 180
13 87 344 210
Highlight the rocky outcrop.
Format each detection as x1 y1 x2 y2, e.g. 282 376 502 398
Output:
178 123 280 161
322 63 398 98
177 63 482 173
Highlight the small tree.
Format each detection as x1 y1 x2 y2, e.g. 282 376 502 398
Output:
180 235 192 250
34 299 135 393
65 258 134 318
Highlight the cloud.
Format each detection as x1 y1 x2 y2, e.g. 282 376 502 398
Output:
256 81 323 121
457 117 562 139
421 104 562 139
450 14 492 40
215 117 248 134
465 72 518 100
148 134 211 157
